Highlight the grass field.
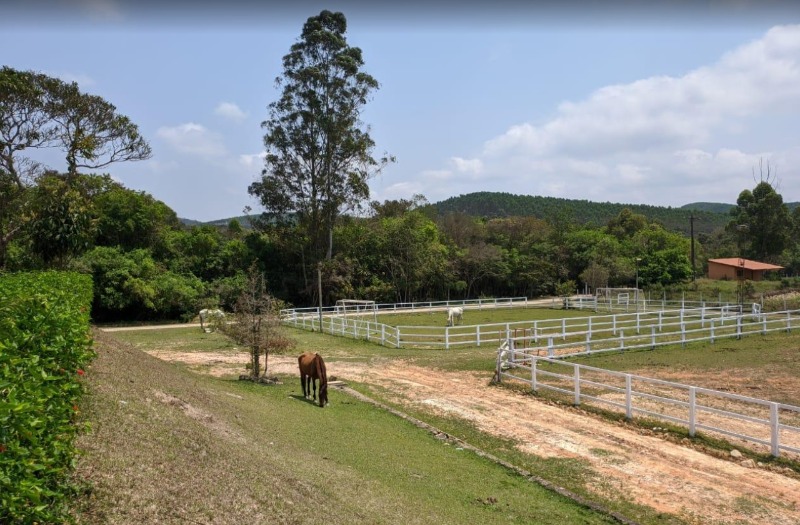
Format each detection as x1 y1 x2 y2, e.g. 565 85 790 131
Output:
102 314 800 523
74 330 624 525
373 306 596 328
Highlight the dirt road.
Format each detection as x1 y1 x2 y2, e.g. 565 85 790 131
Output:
146 349 800 525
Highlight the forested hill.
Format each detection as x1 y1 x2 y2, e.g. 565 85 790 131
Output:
680 202 734 214
431 192 730 235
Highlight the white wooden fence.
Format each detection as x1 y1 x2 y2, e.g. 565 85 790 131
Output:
496 351 800 458
281 300 796 351
513 307 798 358
281 297 530 349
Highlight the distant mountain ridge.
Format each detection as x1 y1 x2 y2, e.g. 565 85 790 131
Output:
432 192 730 235
179 193 799 236
179 215 254 228
680 202 735 214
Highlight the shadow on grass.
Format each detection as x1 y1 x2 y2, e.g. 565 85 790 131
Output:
289 394 325 406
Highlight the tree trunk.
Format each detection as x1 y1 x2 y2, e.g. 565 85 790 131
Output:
252 344 261 379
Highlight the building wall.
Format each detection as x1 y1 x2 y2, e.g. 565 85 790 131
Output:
707 262 762 281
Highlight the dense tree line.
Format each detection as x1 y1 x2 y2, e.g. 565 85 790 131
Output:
432 191 733 235
3 153 797 321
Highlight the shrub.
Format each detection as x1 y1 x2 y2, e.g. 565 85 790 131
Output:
0 271 94 524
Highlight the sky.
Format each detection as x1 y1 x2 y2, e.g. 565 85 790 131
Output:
3 0 800 221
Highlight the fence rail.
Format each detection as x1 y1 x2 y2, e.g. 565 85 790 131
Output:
497 352 800 458
513 307 798 359
281 296 528 319
281 299 792 351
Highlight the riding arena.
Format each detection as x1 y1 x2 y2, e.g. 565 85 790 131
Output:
281 292 800 459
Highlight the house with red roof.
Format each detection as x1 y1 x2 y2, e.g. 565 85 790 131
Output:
707 258 784 281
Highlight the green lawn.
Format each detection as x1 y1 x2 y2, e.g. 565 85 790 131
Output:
73 329 622 525
374 305 597 328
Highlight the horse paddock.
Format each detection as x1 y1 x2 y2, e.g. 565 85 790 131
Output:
130 338 800 525
107 314 800 525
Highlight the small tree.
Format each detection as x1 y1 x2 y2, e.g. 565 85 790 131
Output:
223 266 293 381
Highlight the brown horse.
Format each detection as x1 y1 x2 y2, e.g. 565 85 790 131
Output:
298 351 328 407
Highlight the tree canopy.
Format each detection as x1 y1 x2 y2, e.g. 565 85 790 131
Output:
0 65 151 180
249 10 393 273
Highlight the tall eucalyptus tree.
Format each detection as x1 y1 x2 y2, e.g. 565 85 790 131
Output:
249 10 393 281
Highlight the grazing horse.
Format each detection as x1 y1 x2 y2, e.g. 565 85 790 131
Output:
446 306 463 327
199 308 225 332
298 351 328 407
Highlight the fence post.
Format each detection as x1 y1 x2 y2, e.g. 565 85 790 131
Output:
562 318 566 340
613 314 617 335
586 331 592 353
445 327 450 350
770 402 780 457
534 321 539 343
681 322 686 348
531 358 538 392
762 315 767 335
651 325 656 349
495 348 502 383
658 310 663 331
788 311 792 333
689 387 696 437
736 315 742 340
625 374 632 419
396 327 401 348
381 324 385 346
636 312 641 334
710 319 715 344
477 325 481 347
620 329 625 350
547 337 554 358
574 365 581 406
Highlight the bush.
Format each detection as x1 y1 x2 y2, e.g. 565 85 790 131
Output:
0 271 94 524
75 246 206 321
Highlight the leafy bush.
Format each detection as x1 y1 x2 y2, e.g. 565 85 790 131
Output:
0 271 94 524
75 246 206 321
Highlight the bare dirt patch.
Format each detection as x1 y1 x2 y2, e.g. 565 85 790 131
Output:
145 348 800 525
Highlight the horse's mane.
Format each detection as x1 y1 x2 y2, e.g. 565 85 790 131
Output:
314 353 327 385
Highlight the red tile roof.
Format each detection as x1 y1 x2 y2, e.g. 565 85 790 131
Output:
708 258 784 271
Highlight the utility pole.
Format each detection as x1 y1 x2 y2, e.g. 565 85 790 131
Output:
317 264 323 331
689 215 696 281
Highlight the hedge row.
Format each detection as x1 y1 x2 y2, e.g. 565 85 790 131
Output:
0 271 95 524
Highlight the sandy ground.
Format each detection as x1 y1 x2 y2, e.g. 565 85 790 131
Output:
143 347 800 525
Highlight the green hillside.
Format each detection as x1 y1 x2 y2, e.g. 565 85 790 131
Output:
431 192 729 234
680 202 734 214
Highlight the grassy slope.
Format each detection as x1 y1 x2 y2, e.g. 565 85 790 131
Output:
72 330 618 525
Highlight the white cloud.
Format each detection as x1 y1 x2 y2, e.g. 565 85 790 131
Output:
156 123 227 157
412 25 800 207
215 102 248 122
239 152 266 168
450 157 483 175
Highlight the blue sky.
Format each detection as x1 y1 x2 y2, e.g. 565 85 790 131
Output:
3 1 800 221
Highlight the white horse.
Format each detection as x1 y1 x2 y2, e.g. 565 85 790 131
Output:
498 340 513 370
446 306 463 327
199 308 225 333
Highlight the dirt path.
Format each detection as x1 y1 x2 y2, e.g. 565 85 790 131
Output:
147 349 800 524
